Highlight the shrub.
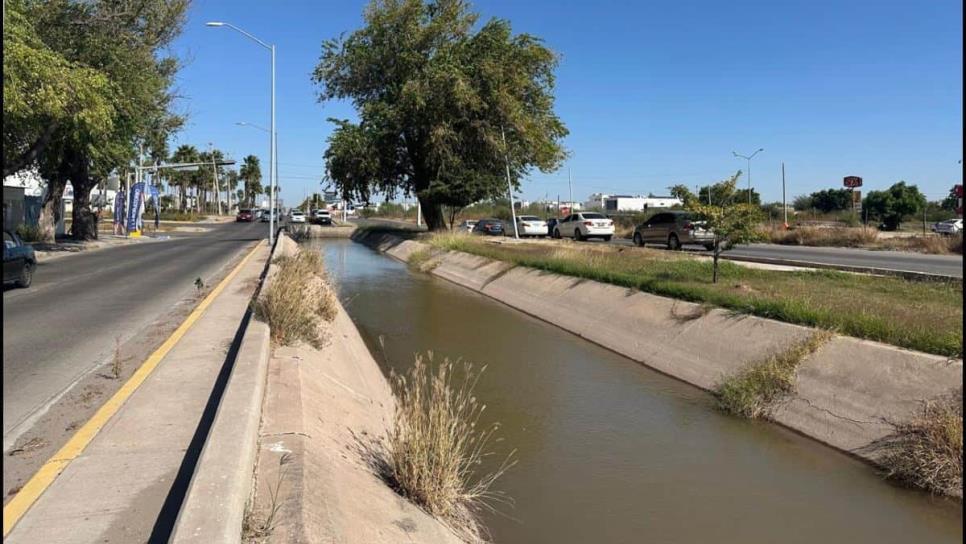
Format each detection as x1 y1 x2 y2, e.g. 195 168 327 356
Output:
715 331 833 418
386 355 513 541
878 391 963 496
15 224 45 243
254 250 337 347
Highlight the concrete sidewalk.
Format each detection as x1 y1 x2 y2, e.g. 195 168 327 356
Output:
5 241 269 543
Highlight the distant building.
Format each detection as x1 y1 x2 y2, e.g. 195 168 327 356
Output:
602 194 682 212
585 193 608 210
4 170 45 230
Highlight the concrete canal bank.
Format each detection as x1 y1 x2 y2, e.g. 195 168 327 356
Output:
354 230 963 488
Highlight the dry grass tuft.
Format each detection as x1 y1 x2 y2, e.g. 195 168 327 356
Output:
762 226 879 247
715 330 834 418
877 391 963 497
255 250 338 348
385 355 514 541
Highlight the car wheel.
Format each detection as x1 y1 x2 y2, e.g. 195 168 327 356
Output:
16 261 34 288
553 229 561 239
574 229 584 241
603 235 612 242
668 234 681 250
633 232 643 247
704 243 715 251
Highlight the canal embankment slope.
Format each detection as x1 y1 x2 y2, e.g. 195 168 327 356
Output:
355 230 963 496
243 234 463 543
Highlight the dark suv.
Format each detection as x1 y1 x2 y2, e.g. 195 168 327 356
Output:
633 211 715 250
472 218 504 236
3 230 36 288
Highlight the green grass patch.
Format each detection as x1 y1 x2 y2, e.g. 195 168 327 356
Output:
714 331 833 418
424 234 963 357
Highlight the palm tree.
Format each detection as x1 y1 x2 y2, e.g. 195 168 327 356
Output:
169 144 200 212
239 155 263 207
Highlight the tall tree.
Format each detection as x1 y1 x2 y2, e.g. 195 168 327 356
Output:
239 155 263 207
169 144 201 212
19 0 189 240
313 0 568 230
668 184 697 207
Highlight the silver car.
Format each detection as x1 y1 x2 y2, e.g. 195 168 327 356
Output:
633 211 715 250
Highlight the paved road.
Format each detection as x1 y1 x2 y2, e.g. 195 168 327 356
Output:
2 221 266 452
357 218 962 277
610 238 962 277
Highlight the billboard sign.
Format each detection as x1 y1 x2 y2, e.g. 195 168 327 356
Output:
843 176 863 188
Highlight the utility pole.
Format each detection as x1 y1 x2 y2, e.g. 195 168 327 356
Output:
733 148 764 205
781 162 787 228
568 168 574 213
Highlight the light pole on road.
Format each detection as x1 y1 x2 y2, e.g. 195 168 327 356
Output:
235 122 278 211
208 21 276 245
732 148 764 205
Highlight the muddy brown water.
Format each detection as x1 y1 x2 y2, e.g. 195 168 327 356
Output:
317 239 962 544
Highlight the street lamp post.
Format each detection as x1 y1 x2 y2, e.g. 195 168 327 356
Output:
208 21 276 245
732 148 764 205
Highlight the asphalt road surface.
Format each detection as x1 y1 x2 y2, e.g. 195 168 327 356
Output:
611 238 963 278
2 220 266 453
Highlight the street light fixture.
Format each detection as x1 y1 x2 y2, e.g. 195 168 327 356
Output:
732 148 764 205
208 21 276 244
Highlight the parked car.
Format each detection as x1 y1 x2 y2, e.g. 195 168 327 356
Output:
552 212 614 241
458 219 478 233
505 215 548 238
259 209 275 223
472 218 504 236
633 211 714 250
931 219 963 235
236 209 253 222
312 209 333 225
3 230 36 288
289 209 307 224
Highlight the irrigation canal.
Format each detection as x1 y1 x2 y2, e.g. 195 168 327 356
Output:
315 239 962 544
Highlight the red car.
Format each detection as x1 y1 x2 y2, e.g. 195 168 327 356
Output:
236 209 253 222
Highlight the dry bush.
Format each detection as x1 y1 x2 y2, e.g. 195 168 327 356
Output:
386 355 514 542
715 331 834 418
877 391 963 496
762 226 879 247
255 250 338 347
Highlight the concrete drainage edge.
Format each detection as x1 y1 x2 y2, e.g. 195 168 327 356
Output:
169 237 286 543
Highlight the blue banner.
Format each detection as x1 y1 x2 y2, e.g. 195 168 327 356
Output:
127 182 144 232
114 189 126 224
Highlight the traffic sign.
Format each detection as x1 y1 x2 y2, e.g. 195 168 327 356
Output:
843 176 863 188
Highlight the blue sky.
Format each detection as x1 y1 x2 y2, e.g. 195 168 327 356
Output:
169 0 963 206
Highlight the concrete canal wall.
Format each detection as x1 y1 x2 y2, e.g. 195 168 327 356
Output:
355 230 963 485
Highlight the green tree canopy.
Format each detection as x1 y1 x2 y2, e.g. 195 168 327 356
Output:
668 184 697 207
9 0 189 240
862 181 926 229
313 0 569 230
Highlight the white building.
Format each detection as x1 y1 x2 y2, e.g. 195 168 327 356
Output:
601 194 682 212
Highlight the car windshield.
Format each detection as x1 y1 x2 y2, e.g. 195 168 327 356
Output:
240 209 251 213
519 216 541 221
581 213 606 219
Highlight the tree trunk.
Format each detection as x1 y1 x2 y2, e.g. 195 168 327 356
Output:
416 192 447 231
36 180 66 243
68 151 99 241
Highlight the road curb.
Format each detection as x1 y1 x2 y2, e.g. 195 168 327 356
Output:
169 320 271 543
169 233 290 544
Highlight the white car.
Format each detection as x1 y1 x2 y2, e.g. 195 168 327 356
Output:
289 210 307 223
458 220 478 232
931 219 962 235
552 212 614 241
506 215 548 237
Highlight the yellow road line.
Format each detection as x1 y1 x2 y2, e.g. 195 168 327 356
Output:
3 240 265 536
